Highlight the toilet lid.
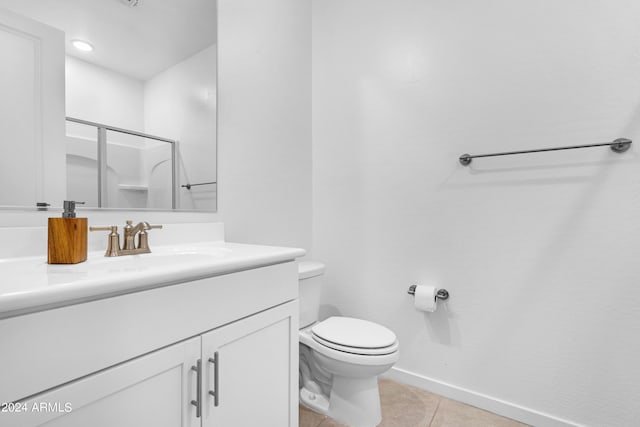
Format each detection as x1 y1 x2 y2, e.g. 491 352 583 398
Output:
311 317 397 350
312 333 399 356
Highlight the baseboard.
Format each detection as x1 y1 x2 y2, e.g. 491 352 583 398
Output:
384 367 583 427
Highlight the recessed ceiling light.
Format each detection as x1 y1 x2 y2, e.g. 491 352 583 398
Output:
71 40 94 52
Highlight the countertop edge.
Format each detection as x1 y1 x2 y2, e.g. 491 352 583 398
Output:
0 243 306 320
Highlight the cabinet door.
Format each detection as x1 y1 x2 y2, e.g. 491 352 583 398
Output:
2 337 201 427
201 301 298 427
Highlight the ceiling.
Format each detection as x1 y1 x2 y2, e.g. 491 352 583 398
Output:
0 0 217 81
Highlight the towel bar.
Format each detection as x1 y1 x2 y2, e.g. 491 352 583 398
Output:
459 138 632 166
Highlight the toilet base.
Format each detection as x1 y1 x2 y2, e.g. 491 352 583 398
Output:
300 376 382 427
300 386 330 414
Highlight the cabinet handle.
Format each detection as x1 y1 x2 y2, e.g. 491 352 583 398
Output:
191 359 202 417
208 352 219 407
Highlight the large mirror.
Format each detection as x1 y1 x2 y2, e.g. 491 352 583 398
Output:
0 0 217 211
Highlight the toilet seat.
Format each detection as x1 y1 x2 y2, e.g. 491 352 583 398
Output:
312 334 399 355
303 317 399 358
311 317 397 348
300 326 399 367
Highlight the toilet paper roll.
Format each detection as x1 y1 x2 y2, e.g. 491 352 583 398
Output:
414 285 438 312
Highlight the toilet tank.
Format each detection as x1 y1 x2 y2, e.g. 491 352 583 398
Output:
298 261 325 329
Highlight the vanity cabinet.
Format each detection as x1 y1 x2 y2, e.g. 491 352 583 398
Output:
10 338 202 427
0 261 299 427
8 301 297 427
201 302 296 426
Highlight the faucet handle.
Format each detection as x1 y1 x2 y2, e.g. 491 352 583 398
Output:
136 223 163 251
89 225 118 233
89 226 120 257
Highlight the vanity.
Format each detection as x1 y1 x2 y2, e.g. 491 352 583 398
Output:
0 4 305 425
0 223 304 427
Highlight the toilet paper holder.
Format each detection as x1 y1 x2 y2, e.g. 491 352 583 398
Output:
407 285 450 301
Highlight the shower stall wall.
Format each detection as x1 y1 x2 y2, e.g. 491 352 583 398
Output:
65 117 178 210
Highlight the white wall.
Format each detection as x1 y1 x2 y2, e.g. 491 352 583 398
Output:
217 0 312 250
145 44 218 211
66 56 144 133
312 1 640 426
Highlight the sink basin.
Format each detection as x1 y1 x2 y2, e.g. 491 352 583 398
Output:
87 251 224 268
0 240 305 319
151 245 233 256
0 244 233 296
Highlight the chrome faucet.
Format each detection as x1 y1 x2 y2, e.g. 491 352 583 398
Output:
90 220 163 257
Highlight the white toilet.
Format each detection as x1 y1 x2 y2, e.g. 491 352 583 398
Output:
298 261 399 427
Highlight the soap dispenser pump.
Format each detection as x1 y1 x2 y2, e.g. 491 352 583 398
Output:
48 201 87 264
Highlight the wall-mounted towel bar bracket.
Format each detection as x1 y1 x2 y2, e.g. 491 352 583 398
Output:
407 285 449 301
181 181 217 190
459 138 632 166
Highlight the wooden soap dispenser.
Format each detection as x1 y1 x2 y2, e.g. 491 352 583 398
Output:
48 200 87 264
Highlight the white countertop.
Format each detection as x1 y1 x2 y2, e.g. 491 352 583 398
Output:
0 241 305 319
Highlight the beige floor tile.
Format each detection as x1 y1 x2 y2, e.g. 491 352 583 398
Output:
430 398 530 427
317 417 348 427
300 404 328 427
302 379 530 427
378 378 441 427
306 379 442 427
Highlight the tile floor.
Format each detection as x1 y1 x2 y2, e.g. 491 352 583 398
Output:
299 379 530 427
